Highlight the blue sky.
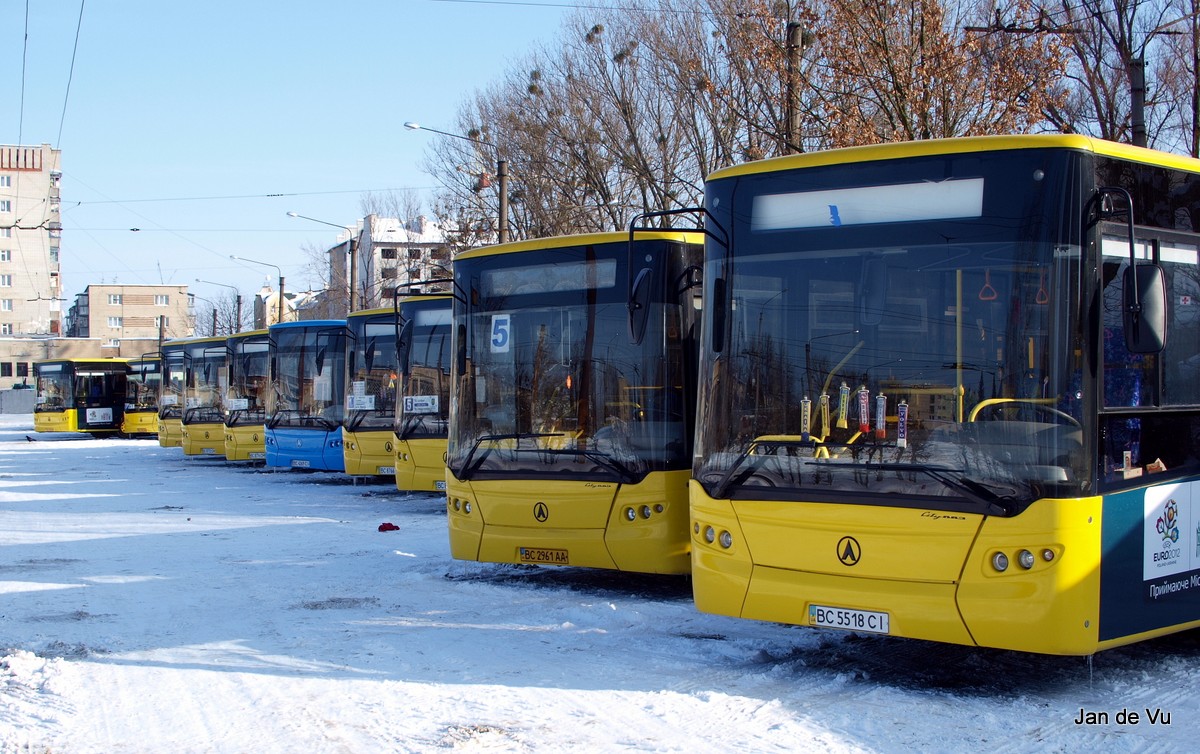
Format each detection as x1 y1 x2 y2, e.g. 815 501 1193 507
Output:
2 0 575 304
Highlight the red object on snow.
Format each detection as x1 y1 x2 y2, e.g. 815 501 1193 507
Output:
377 522 400 532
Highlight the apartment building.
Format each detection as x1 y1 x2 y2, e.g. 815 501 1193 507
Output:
0 143 63 338
64 284 193 345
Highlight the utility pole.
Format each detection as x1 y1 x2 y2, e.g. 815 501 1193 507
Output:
1130 56 1148 148
785 21 804 155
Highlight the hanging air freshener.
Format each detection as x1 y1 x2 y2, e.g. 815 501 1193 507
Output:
897 400 908 448
837 383 850 429
800 396 811 442
874 393 886 439
858 386 870 434
819 393 830 438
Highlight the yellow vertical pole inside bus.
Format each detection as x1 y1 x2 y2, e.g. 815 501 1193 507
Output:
956 270 964 422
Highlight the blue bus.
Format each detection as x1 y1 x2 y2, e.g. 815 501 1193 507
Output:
265 320 348 471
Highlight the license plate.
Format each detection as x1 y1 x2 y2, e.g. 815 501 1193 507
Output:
249 452 265 459
519 547 569 565
377 466 396 475
292 459 311 468
809 604 890 634
435 480 447 491
202 447 217 455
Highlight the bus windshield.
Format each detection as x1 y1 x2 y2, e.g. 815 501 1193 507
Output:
35 363 74 411
346 316 399 432
450 241 691 482
697 149 1086 513
159 349 186 420
126 361 161 412
396 300 452 440
185 344 227 425
228 337 268 427
269 327 346 430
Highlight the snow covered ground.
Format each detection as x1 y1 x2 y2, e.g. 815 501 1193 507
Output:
0 415 1195 753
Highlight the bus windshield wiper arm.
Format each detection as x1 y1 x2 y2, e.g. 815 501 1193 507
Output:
538 447 638 483
815 460 1018 516
457 432 563 481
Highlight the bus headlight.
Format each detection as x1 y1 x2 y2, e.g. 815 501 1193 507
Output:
719 531 733 549
1042 548 1055 562
1017 549 1035 569
463 501 472 514
991 551 1009 572
625 507 636 522
704 526 716 544
640 505 652 519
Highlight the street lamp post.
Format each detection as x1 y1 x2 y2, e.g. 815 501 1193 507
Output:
229 256 285 326
287 212 358 313
190 294 220 337
195 278 243 335
404 121 509 243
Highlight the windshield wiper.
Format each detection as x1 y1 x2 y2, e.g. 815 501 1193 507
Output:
536 447 638 483
711 437 810 499
457 432 564 481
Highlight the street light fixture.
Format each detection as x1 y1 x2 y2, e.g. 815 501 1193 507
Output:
195 278 243 335
286 211 358 313
229 255 285 326
404 121 509 243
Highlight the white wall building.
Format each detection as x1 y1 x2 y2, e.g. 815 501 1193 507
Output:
0 143 62 337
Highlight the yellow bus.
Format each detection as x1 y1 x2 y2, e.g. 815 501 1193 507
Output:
157 340 186 448
447 231 703 573
33 358 129 434
122 355 161 436
393 294 453 492
180 335 227 457
691 134 1200 655
224 329 269 462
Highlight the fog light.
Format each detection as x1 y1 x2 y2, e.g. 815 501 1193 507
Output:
1018 549 1035 570
704 526 716 544
719 531 733 549
1041 548 1055 562
654 504 664 513
640 505 652 519
992 551 1009 572
625 507 636 522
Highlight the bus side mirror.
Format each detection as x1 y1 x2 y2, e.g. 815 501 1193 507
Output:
628 267 653 345
455 323 467 376
1123 263 1167 354
398 320 414 378
711 277 727 353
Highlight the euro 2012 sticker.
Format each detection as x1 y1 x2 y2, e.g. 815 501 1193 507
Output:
1143 482 1195 581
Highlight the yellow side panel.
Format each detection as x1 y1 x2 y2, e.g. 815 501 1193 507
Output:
395 438 448 492
181 423 225 457
35 410 78 433
447 471 690 574
158 418 184 448
957 496 1103 655
121 411 158 436
224 424 265 462
343 429 394 476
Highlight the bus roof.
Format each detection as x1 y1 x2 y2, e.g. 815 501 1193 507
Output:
706 134 1200 182
456 230 705 261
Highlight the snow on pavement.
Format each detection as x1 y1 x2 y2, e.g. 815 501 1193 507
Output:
0 417 1195 753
